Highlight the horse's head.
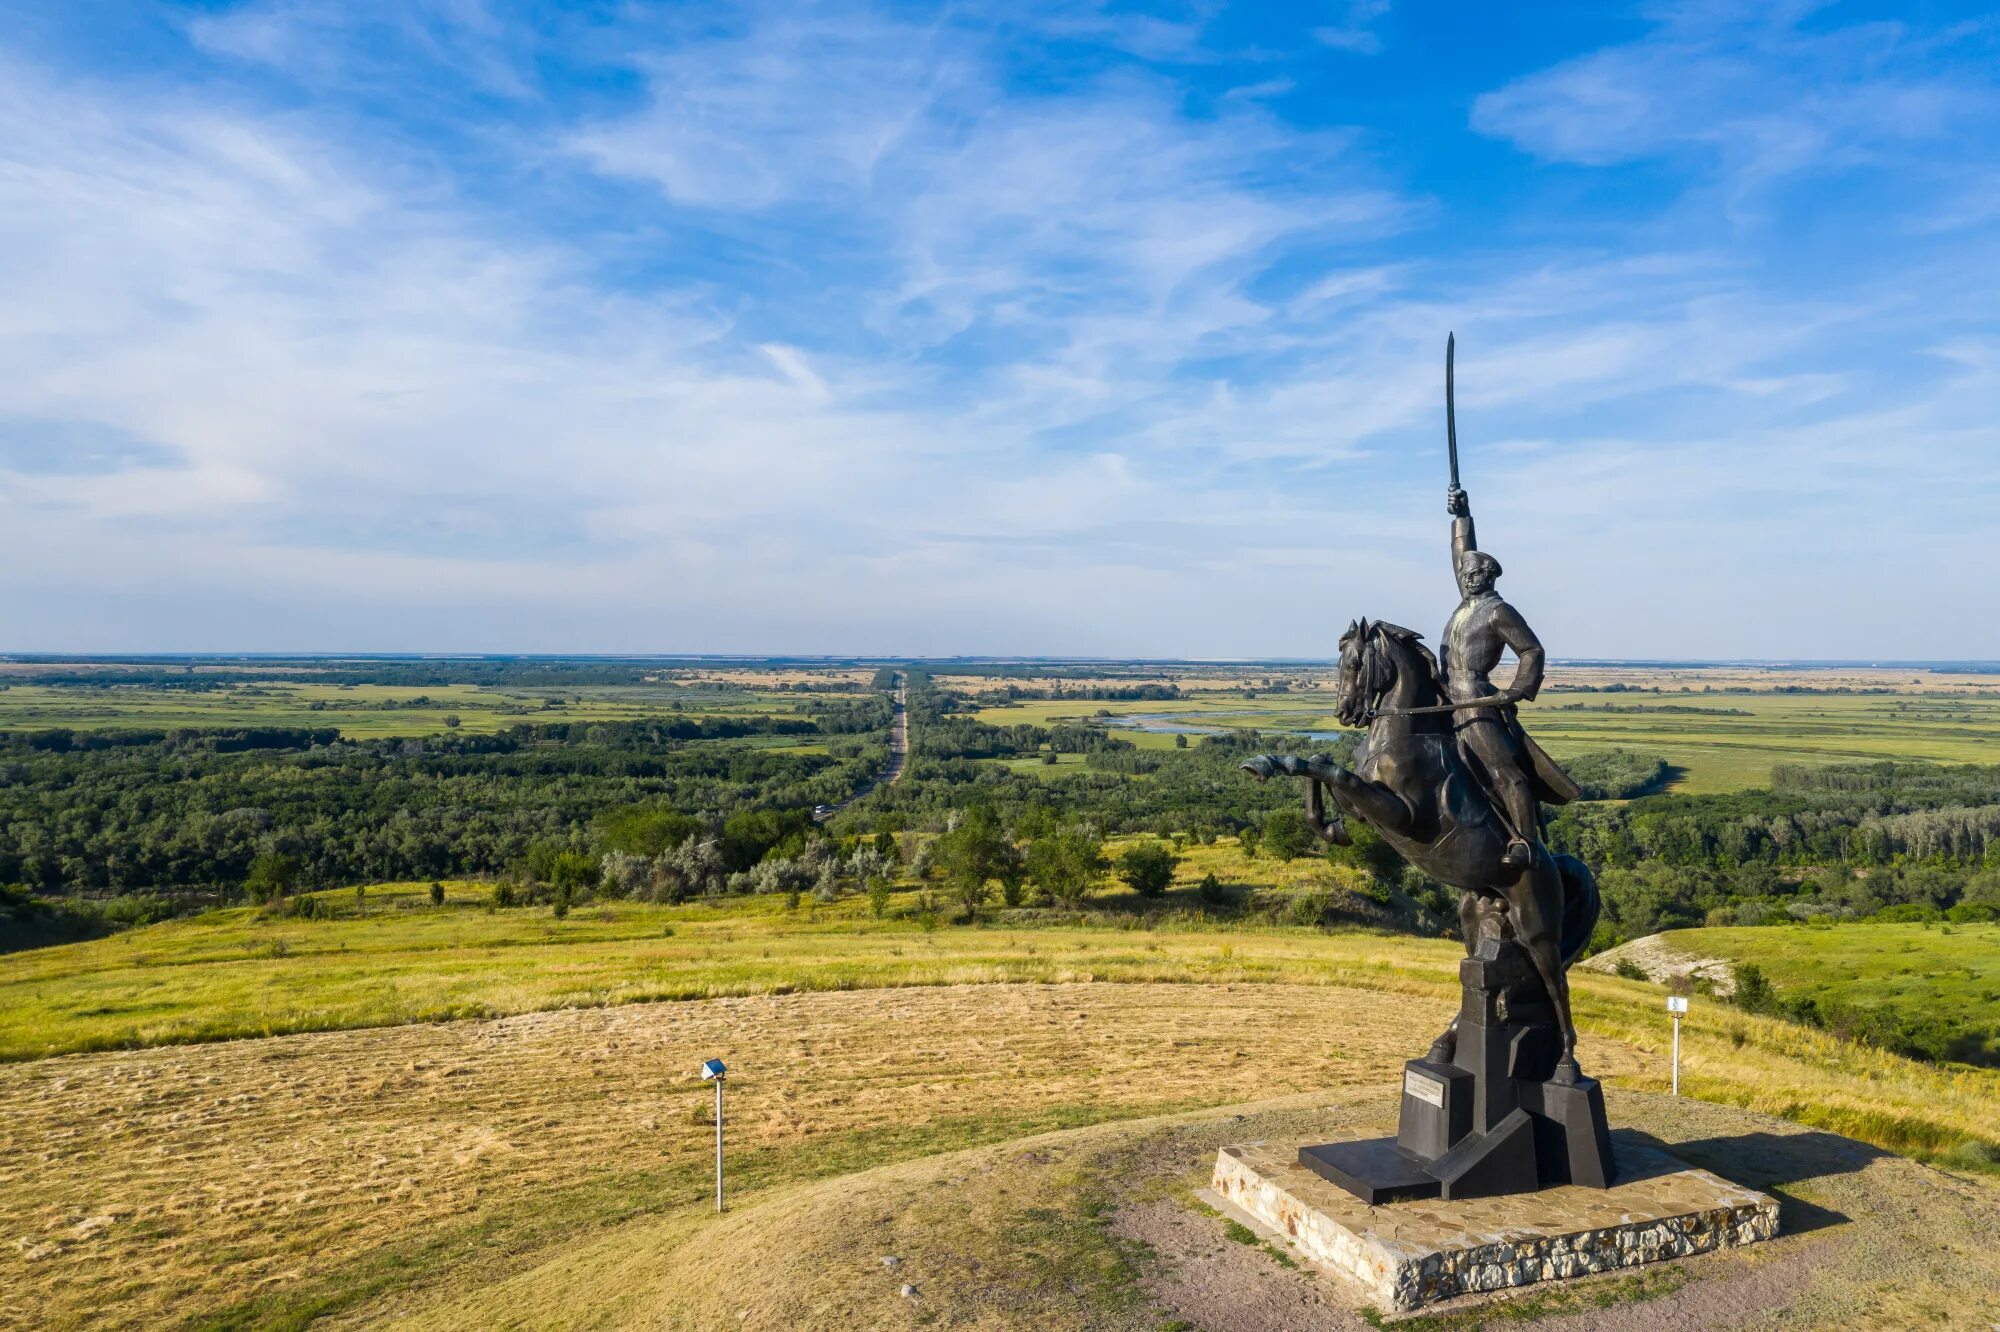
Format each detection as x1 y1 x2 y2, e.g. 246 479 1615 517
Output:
1334 619 1378 727
1335 618 1437 726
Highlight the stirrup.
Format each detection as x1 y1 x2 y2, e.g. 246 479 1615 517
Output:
1500 838 1531 868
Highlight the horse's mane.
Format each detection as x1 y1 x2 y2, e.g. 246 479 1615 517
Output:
1347 618 1446 712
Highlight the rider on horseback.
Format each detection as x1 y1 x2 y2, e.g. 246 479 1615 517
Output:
1443 486 1578 870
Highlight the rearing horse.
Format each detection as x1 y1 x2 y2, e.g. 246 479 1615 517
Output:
1242 617 1599 1084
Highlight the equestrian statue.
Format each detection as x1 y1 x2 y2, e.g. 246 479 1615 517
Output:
1240 336 1613 1203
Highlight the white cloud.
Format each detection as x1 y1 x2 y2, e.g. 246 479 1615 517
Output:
0 2 1997 656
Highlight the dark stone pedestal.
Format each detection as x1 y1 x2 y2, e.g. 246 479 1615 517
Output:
1297 935 1615 1203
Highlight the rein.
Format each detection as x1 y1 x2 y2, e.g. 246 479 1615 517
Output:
1351 626 1513 722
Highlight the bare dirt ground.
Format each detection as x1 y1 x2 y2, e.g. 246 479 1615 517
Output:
431 1089 2000 1332
9 982 1619 1329
1580 933 1739 996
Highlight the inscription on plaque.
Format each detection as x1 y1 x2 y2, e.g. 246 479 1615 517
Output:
1403 1070 1445 1108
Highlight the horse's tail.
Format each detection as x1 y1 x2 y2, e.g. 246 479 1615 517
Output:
1554 852 1600 967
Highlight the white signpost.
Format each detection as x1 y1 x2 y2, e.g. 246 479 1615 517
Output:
701 1058 727 1211
1666 995 1689 1096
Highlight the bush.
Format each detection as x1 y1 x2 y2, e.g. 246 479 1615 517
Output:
429 881 446 907
1117 841 1178 897
1563 749 1671 800
1614 957 1647 981
1196 872 1228 906
1732 962 1775 1012
1872 902 1941 923
1261 809 1315 862
245 853 301 905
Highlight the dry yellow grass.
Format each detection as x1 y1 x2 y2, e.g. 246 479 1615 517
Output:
368 1090 2000 1332
4 982 1535 1330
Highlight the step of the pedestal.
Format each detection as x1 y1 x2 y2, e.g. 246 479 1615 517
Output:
1212 1137 1780 1312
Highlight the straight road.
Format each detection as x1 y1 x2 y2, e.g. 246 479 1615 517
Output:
815 672 907 821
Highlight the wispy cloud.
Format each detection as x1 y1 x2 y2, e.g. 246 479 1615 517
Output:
1315 0 1394 56
0 1 1996 656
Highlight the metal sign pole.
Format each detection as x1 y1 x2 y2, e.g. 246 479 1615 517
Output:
701 1057 728 1213
1665 995 1688 1097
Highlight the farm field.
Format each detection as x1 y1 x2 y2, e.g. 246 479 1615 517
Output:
972 669 2000 793
0 678 842 737
2 889 1997 1329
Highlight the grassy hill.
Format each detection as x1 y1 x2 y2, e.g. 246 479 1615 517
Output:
1585 921 2000 1067
3 879 1998 1328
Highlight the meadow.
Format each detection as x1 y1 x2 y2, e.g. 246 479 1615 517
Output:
1595 920 2000 1063
0 679 830 739
8 658 2000 1328
3 873 1997 1329
970 669 2000 794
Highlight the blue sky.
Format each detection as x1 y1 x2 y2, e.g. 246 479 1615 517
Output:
1 1 1996 657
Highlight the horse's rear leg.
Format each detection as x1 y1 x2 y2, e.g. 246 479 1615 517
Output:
1508 867 1582 1084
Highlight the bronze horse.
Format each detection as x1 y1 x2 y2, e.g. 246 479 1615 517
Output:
1242 618 1599 1084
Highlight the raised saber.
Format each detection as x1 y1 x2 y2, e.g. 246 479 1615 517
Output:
1368 333 1492 721
1446 331 1459 492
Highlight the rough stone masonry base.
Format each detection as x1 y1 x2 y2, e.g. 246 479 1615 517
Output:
1211 1136 1779 1312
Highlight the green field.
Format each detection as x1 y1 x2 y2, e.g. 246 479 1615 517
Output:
975 686 2000 794
0 680 822 737
1650 921 2000 1037
5 868 2000 1327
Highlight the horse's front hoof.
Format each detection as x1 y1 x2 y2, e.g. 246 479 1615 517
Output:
1239 755 1277 781
1551 1058 1582 1087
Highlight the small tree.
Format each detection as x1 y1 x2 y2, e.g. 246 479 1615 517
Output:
553 881 571 919
1196 872 1228 906
354 885 367 916
1238 827 1262 859
443 714 462 729
245 852 300 905
934 808 1014 922
873 830 899 861
867 876 893 919
1025 822 1106 910
429 881 446 907
1262 808 1316 862
549 851 600 903
1118 840 1178 897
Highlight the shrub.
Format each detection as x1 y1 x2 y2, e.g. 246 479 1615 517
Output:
1117 840 1178 897
1196 872 1227 906
429 881 446 907
1732 962 1775 1012
1614 958 1647 982
1261 809 1315 862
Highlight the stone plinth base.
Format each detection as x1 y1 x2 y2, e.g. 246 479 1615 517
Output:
1211 1136 1778 1312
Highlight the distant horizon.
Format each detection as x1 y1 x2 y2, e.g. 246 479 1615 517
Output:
6 650 2000 673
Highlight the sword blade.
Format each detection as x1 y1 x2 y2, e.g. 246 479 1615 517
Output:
1446 332 1459 489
